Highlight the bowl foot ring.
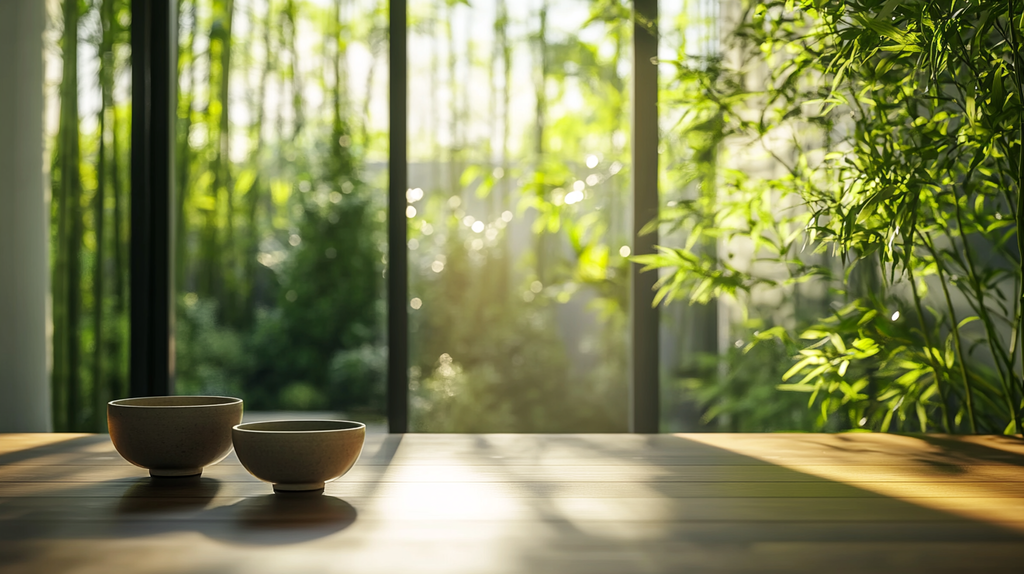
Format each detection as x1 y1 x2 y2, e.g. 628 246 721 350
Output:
273 482 325 493
150 468 203 478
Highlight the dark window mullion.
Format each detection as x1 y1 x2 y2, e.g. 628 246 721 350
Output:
630 0 660 433
387 0 409 433
130 0 176 397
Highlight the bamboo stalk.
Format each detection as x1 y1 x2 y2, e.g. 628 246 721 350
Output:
951 188 1020 432
175 0 195 298
92 0 116 431
921 231 977 433
534 1 548 283
53 0 83 431
908 260 952 432
1006 0 1024 426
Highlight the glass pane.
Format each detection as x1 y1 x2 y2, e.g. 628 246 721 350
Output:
657 0 720 432
45 0 133 431
174 0 389 429
406 0 630 432
656 0 820 432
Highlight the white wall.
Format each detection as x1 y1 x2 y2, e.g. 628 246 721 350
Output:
0 0 52 432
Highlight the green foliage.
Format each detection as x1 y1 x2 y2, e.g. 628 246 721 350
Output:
673 328 815 432
176 120 386 412
48 0 133 431
175 296 247 399
408 200 628 432
649 0 1024 433
402 0 633 431
173 0 388 415
243 145 384 411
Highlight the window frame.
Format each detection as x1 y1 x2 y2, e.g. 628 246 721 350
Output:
129 0 175 399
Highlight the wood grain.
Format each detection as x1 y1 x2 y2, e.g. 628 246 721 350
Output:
2 432 1024 574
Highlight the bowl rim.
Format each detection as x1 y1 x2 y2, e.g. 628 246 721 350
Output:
108 395 243 408
233 419 366 433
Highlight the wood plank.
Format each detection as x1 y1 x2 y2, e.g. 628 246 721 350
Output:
5 479 1024 499
0 434 402 467
2 526 1024 574
4 462 1024 483
391 432 1024 456
5 495 1024 524
361 433 1024 466
9 433 1024 467
3 517 1023 544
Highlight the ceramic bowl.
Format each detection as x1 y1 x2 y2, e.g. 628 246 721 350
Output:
107 396 243 477
232 420 366 492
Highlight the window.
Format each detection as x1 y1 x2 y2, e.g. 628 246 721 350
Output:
47 0 666 433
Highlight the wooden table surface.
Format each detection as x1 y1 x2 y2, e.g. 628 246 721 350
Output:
2 432 1024 573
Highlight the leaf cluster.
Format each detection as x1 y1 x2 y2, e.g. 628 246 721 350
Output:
651 0 1024 433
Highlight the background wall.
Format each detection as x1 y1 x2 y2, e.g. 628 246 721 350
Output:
0 0 52 432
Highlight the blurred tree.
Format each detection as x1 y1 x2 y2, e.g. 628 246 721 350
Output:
48 0 132 431
174 0 387 416
51 0 82 431
244 124 383 411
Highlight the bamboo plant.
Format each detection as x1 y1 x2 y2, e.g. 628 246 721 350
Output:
642 0 1024 433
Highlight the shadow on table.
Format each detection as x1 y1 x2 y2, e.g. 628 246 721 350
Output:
0 434 402 547
913 434 1024 467
206 493 358 545
115 475 222 514
798 432 1024 469
0 477 356 547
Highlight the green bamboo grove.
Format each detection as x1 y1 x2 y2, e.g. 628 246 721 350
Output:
49 0 132 432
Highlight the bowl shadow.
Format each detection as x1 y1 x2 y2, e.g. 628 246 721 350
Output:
115 475 222 514
203 493 358 545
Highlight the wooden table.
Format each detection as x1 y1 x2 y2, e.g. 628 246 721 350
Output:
2 433 1024 573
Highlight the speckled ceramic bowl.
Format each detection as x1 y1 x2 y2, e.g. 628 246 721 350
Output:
107 396 243 477
232 420 366 492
